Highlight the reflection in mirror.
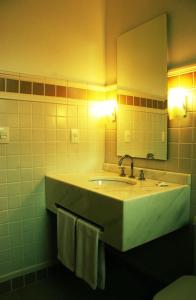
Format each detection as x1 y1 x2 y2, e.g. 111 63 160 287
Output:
117 102 167 160
117 14 168 160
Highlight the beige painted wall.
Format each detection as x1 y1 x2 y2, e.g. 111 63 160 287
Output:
2 0 196 86
106 0 196 84
0 0 105 85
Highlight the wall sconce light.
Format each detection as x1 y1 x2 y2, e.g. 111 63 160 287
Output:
107 99 117 122
90 100 117 121
168 88 187 120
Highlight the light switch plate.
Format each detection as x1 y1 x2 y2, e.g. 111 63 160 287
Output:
124 130 131 142
0 127 9 143
162 131 166 142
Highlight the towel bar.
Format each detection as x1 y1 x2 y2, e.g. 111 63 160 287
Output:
55 203 104 233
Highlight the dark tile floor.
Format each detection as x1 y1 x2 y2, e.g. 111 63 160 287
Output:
0 265 161 300
1 224 193 300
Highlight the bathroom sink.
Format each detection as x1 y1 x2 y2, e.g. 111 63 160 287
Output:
89 176 136 187
46 171 190 251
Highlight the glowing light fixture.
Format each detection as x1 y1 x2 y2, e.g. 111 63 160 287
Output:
90 99 118 120
168 88 187 120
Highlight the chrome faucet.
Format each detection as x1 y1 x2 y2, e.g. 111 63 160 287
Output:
118 154 135 178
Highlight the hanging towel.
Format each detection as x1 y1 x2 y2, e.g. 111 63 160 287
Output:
75 218 105 290
57 208 77 272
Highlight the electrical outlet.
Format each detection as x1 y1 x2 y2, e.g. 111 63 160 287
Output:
0 127 9 143
70 129 79 144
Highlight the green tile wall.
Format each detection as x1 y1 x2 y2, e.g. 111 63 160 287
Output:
0 78 105 281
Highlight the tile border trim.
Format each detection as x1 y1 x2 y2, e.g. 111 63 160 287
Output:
0 71 106 101
117 93 167 109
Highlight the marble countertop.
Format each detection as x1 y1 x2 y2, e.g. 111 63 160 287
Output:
46 170 188 202
45 169 190 251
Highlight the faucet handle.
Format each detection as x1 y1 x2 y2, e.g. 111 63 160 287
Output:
119 166 126 177
146 153 154 160
138 169 145 180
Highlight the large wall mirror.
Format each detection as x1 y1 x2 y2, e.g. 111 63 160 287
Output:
117 14 168 160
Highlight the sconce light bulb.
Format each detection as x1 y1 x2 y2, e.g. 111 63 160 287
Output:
168 88 187 120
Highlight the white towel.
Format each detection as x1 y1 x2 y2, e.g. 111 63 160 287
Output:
57 208 77 272
75 218 105 290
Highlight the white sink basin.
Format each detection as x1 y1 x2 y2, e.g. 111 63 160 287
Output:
89 176 136 187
